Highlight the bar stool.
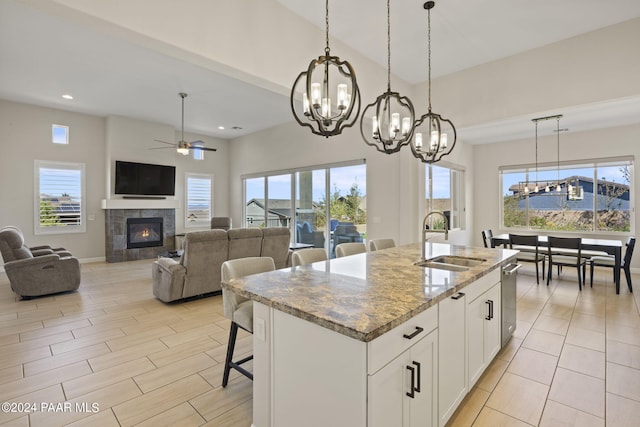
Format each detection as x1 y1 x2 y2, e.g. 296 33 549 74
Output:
221 256 275 387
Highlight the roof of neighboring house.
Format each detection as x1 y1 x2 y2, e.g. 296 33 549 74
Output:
509 175 629 195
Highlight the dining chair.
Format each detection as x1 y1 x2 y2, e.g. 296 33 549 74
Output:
369 238 396 252
508 234 546 284
589 237 635 292
291 247 328 266
546 236 586 290
481 229 493 248
221 256 275 387
335 242 367 258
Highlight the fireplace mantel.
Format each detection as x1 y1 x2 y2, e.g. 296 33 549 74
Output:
101 198 179 210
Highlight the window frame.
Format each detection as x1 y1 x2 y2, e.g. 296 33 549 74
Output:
34 160 86 235
52 124 69 145
241 159 366 254
499 156 634 234
184 172 213 228
425 161 466 231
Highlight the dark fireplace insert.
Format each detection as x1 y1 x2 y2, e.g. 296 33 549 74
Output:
127 217 163 249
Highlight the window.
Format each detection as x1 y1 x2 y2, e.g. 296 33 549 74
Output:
35 160 85 234
500 157 633 233
192 147 204 161
52 124 69 145
185 173 212 227
425 163 465 230
243 160 366 257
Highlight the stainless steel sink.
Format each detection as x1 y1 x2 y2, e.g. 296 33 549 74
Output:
428 255 486 267
414 255 486 271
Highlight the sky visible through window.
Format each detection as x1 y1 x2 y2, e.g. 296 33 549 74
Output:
246 165 367 201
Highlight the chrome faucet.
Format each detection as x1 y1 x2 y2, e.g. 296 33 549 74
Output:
421 211 449 260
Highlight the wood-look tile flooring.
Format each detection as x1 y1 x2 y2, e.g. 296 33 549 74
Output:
448 264 640 427
0 260 253 427
0 260 638 426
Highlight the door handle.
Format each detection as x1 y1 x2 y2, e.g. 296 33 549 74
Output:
485 300 494 320
412 361 421 393
403 326 424 340
406 365 416 398
451 292 465 300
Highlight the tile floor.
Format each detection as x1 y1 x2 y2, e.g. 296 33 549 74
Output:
0 259 638 426
448 263 640 426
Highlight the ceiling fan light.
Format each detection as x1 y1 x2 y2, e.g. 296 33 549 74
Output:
177 147 189 155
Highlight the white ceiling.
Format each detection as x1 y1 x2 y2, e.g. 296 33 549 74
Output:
1 0 640 143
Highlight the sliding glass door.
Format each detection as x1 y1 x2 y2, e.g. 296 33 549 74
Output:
243 160 366 258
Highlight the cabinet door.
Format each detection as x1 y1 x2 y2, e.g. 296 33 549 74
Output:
368 329 438 427
484 283 502 362
467 294 487 387
438 292 467 427
368 351 408 427
410 329 438 427
467 282 501 388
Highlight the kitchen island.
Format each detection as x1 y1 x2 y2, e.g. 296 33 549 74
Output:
222 242 518 427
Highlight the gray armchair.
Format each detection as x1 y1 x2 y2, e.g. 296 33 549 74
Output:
0 227 80 298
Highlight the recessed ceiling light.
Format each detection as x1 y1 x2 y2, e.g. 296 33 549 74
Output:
218 126 225 130
62 94 73 100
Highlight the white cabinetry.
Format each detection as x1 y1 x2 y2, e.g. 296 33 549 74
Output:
466 271 502 388
253 302 438 427
368 328 438 427
437 291 467 427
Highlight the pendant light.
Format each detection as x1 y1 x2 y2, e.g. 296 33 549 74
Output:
360 0 415 154
410 1 457 164
531 114 563 193
290 0 361 138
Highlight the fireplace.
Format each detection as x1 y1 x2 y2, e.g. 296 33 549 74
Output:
127 217 163 249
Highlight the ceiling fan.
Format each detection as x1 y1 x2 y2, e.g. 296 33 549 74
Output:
153 92 217 155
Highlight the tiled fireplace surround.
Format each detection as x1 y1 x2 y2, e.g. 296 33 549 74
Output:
104 208 175 262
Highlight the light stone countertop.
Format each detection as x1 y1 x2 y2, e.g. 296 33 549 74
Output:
222 242 518 342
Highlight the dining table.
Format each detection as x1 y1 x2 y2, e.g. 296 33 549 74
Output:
491 233 624 294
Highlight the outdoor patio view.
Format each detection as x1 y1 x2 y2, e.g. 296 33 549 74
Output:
501 160 632 232
244 162 366 257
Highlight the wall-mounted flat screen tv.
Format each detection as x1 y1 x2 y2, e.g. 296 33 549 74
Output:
115 160 176 196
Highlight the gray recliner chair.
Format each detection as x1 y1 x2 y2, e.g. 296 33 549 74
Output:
0 227 80 298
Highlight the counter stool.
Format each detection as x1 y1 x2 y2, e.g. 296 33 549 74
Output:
221 256 275 387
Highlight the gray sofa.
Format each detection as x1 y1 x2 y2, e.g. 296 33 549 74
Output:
0 226 81 298
152 227 291 302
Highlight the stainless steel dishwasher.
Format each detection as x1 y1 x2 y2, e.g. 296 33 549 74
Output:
501 263 520 347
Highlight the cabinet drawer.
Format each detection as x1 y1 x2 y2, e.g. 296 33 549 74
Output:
367 305 437 374
464 269 500 302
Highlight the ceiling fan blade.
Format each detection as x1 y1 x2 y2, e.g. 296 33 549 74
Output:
154 139 177 146
190 140 206 145
197 147 218 152
149 146 175 150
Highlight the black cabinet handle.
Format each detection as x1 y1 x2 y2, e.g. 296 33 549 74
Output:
413 361 421 393
451 292 465 300
403 326 424 340
406 365 416 398
485 300 494 320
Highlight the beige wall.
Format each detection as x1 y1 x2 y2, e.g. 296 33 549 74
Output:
0 99 106 258
0 100 230 261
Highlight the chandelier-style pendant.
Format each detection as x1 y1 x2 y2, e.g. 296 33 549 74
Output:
290 0 360 138
411 110 456 163
360 0 415 154
411 1 457 164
